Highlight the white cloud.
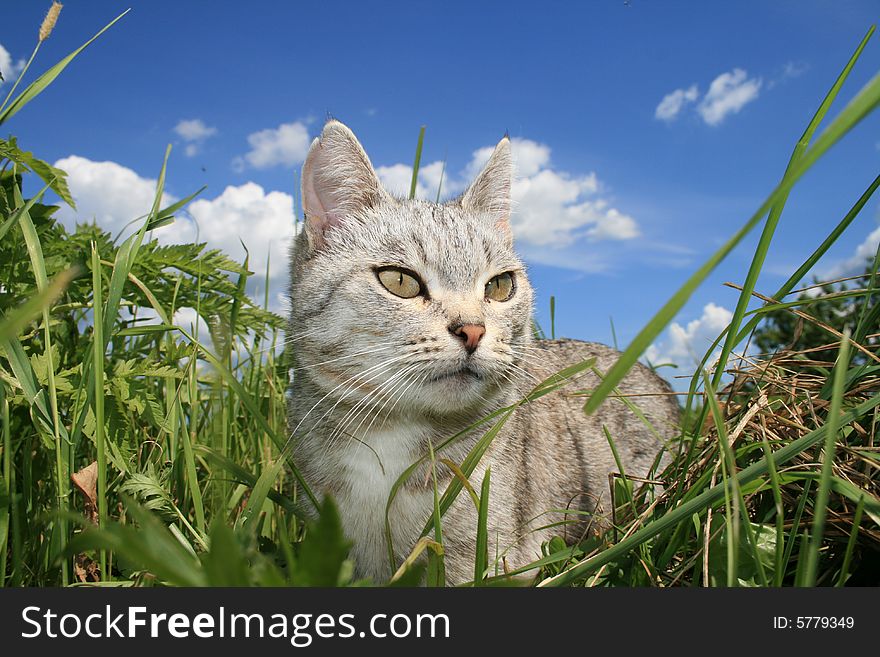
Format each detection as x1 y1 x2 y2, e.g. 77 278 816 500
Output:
173 119 217 157
821 224 880 279
376 163 424 197
174 118 217 142
697 69 762 126
655 84 699 122
378 137 639 249
55 155 297 311
238 120 311 169
376 160 456 201
512 167 628 246
0 43 25 86
782 61 809 80
164 182 298 281
53 156 176 234
645 303 734 373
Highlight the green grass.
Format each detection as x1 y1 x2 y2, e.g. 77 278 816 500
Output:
1 7 880 587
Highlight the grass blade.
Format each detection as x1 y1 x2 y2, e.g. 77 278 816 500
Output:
409 125 425 200
12 176 68 584
237 457 286 534
473 468 491 585
90 243 108 580
802 332 851 586
0 9 130 125
0 388 9 586
711 27 875 394
835 495 865 586
585 44 880 415
175 325 318 513
0 269 76 343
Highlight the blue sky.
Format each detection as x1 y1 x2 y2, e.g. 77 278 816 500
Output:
3 1 880 384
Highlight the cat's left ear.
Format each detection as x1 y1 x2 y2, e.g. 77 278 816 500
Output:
461 136 513 240
301 120 390 251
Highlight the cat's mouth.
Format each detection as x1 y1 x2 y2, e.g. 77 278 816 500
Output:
427 365 483 384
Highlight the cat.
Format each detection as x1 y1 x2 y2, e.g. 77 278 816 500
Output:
287 120 680 584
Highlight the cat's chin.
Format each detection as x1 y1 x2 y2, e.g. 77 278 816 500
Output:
404 367 503 416
425 365 482 384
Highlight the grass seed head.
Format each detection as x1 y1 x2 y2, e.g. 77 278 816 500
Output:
39 2 63 42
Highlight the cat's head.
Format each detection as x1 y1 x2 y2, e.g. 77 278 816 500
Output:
289 120 534 422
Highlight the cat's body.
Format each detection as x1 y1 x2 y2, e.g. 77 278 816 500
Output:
287 121 679 584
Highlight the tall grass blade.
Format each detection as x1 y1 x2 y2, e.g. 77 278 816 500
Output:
90 243 108 579
0 388 9 586
0 269 75 343
802 332 851 586
12 176 68 584
585 43 880 415
835 495 864 586
711 27 875 394
102 146 171 347
426 438 445 587
175 326 318 512
0 9 130 125
409 126 425 200
473 468 491 585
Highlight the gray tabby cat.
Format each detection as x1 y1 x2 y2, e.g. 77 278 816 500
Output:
287 120 680 584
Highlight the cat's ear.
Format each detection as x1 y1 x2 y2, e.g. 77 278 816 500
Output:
461 136 513 238
301 120 388 250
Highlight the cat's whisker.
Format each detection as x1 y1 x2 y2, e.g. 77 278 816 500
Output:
341 365 423 447
324 361 422 439
370 370 434 440
508 349 560 378
495 368 524 395
327 364 422 450
504 361 541 385
359 366 430 442
302 357 416 448
289 344 396 373
277 326 325 345
286 353 413 447
325 365 415 444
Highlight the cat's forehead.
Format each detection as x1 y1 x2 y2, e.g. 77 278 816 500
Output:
358 200 520 286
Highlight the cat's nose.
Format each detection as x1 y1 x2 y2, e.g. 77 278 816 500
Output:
449 323 485 354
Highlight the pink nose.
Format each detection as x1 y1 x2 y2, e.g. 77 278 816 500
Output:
450 323 485 354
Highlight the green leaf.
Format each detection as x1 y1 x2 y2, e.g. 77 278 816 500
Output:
200 521 254 586
237 457 286 534
290 497 352 587
0 137 74 207
65 498 206 586
707 519 778 587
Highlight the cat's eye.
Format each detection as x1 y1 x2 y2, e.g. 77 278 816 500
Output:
376 267 424 299
485 272 515 302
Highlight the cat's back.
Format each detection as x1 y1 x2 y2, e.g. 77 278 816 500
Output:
511 339 679 519
525 338 679 427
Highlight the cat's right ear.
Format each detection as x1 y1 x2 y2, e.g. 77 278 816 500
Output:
301 120 388 251
461 136 513 242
